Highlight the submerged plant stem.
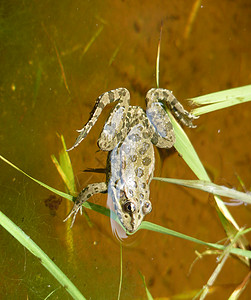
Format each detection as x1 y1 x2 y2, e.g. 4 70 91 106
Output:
117 242 123 300
155 21 163 88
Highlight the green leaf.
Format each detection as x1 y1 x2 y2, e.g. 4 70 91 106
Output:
153 177 251 204
51 135 77 195
139 222 251 259
1 153 251 263
139 272 154 300
0 154 72 201
166 110 249 255
167 111 210 180
0 211 86 300
189 85 251 115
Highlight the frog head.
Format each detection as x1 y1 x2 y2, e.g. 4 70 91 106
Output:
119 199 152 233
108 186 151 234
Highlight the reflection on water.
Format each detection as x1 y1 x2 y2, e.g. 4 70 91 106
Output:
107 194 128 241
1 0 251 299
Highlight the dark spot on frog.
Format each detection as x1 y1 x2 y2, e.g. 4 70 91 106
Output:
130 155 137 162
143 119 149 127
120 190 126 198
121 160 126 169
128 133 141 142
117 131 123 140
167 121 173 130
128 189 134 197
142 156 151 166
154 91 159 98
170 104 178 113
143 131 150 139
151 132 159 145
118 88 127 97
132 181 137 188
135 167 144 177
139 193 144 199
94 186 100 192
108 91 115 101
170 96 178 106
163 91 169 98
98 102 104 109
138 142 150 155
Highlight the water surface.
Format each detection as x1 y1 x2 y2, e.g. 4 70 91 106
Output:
1 0 251 299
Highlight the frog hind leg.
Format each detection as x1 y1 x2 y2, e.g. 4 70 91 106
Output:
64 182 107 227
145 88 198 148
146 88 198 129
145 94 176 149
68 88 130 151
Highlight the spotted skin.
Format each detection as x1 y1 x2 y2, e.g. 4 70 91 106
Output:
64 88 198 233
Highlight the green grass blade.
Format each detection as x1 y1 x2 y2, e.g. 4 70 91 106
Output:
199 229 247 300
190 85 251 105
117 243 123 300
109 44 121 66
0 211 86 300
58 135 75 186
139 221 251 259
51 154 74 194
167 111 210 180
0 153 243 238
0 154 72 201
1 153 250 263
57 134 77 194
52 135 92 227
139 272 154 300
155 22 163 88
82 201 122 225
153 177 251 204
190 85 251 115
81 25 103 57
0 154 123 229
33 63 42 108
166 111 244 233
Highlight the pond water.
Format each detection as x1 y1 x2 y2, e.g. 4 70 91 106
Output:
1 0 251 299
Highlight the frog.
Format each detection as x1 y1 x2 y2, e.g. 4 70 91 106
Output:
64 88 198 233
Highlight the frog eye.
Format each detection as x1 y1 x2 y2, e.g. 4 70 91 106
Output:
123 202 136 213
142 201 152 215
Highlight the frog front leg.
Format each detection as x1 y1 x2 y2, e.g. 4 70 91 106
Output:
68 88 130 151
64 182 107 227
145 88 198 148
97 105 129 151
